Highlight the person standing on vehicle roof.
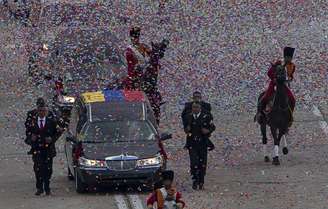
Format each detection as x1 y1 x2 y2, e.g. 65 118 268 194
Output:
124 27 151 90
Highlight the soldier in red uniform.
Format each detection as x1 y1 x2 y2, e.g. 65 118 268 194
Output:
258 47 296 121
124 27 151 90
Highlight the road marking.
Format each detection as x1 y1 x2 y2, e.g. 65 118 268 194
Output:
114 195 129 209
128 195 145 209
312 106 328 136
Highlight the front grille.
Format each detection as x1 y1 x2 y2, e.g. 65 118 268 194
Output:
106 160 136 171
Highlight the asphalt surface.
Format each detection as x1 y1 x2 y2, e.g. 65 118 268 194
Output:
1 2 328 209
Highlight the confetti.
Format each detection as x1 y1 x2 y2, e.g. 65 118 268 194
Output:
0 1 327 208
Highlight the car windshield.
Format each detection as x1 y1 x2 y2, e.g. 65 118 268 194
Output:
82 121 156 143
91 102 145 121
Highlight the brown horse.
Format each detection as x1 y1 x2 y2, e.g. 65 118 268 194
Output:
256 64 292 165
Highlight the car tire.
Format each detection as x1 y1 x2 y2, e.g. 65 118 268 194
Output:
67 166 74 181
75 169 87 193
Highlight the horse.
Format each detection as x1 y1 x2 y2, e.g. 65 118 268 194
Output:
141 39 169 124
256 64 292 165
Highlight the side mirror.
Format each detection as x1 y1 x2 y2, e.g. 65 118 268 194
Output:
160 133 172 141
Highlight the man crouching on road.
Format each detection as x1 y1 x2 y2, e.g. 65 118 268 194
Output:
25 103 60 195
147 170 185 209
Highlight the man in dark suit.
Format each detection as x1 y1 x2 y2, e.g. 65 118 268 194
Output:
183 102 215 190
25 103 60 195
181 91 214 150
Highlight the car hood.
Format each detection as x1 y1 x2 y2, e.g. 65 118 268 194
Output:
81 141 160 160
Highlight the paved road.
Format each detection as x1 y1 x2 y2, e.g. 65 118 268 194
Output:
1 4 328 209
1 82 327 209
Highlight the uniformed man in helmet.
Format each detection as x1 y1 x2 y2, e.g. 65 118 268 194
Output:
257 47 296 125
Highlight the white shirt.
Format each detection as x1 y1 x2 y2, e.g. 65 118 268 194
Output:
38 117 46 129
193 112 201 119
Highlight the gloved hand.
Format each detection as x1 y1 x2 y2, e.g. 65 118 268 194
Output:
208 145 215 151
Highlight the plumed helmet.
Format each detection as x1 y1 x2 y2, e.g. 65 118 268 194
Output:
283 47 295 58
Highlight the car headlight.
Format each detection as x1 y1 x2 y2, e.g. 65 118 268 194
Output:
137 155 163 167
78 157 106 168
61 96 75 103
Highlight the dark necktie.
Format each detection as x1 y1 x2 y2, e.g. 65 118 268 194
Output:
40 119 44 129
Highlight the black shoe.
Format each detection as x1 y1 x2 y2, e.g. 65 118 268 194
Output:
192 181 198 190
272 156 280 166
45 191 51 196
199 183 204 190
264 156 270 162
35 190 43 196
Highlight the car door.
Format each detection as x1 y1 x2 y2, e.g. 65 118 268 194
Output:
65 103 78 173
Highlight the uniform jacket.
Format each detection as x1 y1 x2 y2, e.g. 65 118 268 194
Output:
183 112 215 148
267 61 296 81
285 62 296 81
125 43 151 81
181 101 211 127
